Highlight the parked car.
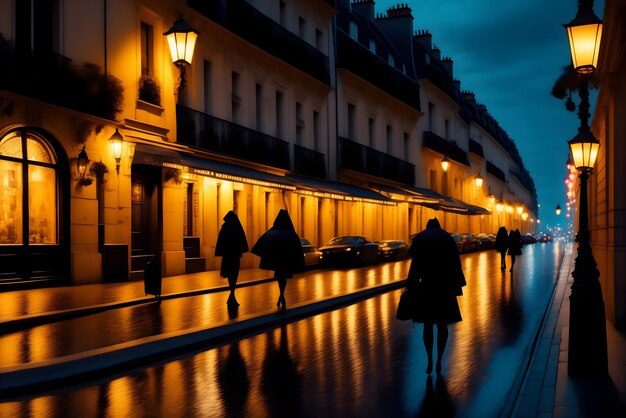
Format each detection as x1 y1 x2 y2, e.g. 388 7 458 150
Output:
300 238 322 267
476 233 496 250
459 233 479 252
319 235 380 267
450 233 464 253
377 240 410 261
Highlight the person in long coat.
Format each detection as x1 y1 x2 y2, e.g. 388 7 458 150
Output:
251 209 304 310
507 229 523 272
215 211 249 306
407 218 466 375
494 226 509 270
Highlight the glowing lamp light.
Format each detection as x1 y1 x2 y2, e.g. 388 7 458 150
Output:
569 173 576 181
496 200 504 213
521 212 529 221
441 155 450 173
516 205 523 215
569 133 600 171
164 17 198 88
109 128 123 174
564 5 602 74
475 173 483 188
556 204 562 215
77 146 89 179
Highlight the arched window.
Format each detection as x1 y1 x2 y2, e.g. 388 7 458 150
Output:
0 130 58 245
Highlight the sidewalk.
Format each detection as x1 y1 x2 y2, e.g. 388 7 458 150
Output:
513 245 626 417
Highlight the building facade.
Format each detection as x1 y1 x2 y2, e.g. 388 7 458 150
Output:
0 0 537 288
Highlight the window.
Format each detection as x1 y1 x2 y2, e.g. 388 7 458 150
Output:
428 102 435 131
0 131 58 245
313 111 321 151
184 183 193 236
279 1 286 26
203 60 212 113
386 124 393 154
368 117 375 148
299 16 306 39
403 132 410 160
256 83 263 130
16 0 60 56
347 103 356 140
388 54 395 67
315 29 323 51
231 71 241 123
349 21 358 40
445 119 450 140
369 39 376 53
140 22 154 75
429 170 437 192
276 91 284 138
296 102 304 145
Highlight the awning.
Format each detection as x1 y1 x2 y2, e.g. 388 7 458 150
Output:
369 183 440 205
288 175 394 205
133 143 184 167
181 155 296 190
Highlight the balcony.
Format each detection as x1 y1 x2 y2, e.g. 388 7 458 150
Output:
422 131 470 166
294 144 327 179
188 0 330 85
486 160 507 183
338 137 415 185
336 31 421 111
469 138 484 157
0 38 123 120
177 105 290 170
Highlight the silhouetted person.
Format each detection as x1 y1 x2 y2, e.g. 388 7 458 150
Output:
215 211 249 306
251 209 304 310
495 226 509 270
408 218 465 375
507 229 522 272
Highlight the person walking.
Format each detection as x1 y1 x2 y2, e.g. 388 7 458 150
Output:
251 209 304 310
215 211 249 306
495 226 509 270
407 218 466 375
507 229 523 272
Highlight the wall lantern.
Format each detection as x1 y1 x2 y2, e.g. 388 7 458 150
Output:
556 204 562 215
475 173 483 188
76 146 93 186
569 133 600 172
164 16 198 89
521 212 529 221
440 155 450 173
496 200 504 213
564 3 602 74
516 204 524 215
109 128 123 174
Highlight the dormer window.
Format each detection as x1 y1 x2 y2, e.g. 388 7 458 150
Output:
349 21 358 40
369 39 376 53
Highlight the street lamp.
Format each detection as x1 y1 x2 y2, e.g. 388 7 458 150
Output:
475 173 483 189
440 155 450 173
563 0 607 379
556 204 562 215
76 146 93 186
164 16 198 90
109 128 123 175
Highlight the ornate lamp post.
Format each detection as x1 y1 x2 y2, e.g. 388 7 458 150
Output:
164 17 198 90
563 0 607 378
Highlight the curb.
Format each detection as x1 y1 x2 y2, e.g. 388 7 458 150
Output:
0 277 276 334
0 279 405 398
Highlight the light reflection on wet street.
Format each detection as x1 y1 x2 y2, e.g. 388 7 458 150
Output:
0 242 563 418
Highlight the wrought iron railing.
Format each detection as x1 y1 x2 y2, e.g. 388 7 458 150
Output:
294 144 327 178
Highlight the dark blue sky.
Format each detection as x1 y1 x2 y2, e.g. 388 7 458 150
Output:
375 0 604 231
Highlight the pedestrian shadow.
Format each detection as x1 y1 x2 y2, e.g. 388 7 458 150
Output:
416 375 455 418
261 325 302 417
217 341 249 418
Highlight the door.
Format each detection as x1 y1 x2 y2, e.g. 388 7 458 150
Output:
131 165 161 255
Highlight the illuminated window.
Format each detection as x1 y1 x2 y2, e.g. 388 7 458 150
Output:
0 131 58 245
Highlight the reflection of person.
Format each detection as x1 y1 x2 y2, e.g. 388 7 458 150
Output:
261 326 301 416
217 342 249 417
215 211 249 306
507 229 523 272
251 210 304 309
495 226 509 270
416 376 455 418
408 218 465 375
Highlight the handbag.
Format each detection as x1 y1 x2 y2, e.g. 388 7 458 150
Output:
396 288 416 320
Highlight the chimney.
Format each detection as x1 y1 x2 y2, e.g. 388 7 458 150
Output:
453 79 461 91
462 91 476 104
441 57 453 78
413 29 432 50
352 0 375 21
430 44 441 60
374 4 416 78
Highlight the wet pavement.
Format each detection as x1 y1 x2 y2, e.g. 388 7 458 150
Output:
0 242 566 417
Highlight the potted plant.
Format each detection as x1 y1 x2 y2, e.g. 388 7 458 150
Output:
138 74 161 106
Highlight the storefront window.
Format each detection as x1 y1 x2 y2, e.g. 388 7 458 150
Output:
0 130 58 246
